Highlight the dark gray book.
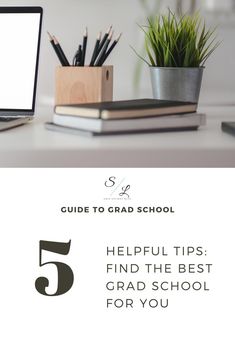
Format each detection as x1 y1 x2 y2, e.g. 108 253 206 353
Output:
55 99 197 120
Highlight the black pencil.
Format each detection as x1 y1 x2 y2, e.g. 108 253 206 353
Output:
53 36 70 66
93 25 112 64
47 31 65 66
78 45 83 66
81 27 88 66
99 33 122 66
47 31 56 50
95 31 113 66
90 31 102 66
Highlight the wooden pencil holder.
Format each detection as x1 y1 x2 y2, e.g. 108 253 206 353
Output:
55 66 113 105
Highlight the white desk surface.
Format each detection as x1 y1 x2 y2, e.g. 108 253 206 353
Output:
1 105 235 167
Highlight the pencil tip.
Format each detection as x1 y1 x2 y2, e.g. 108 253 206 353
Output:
117 33 122 41
52 35 58 44
108 31 114 40
47 31 53 40
107 25 112 34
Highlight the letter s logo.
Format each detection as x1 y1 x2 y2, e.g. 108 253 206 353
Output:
105 176 116 187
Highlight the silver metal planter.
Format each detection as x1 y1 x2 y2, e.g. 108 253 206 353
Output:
150 67 204 103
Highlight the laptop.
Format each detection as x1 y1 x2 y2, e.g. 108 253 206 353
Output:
0 7 43 131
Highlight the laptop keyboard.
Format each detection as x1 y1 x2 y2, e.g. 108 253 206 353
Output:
0 116 19 123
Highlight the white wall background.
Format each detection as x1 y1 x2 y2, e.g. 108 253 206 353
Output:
1 0 235 105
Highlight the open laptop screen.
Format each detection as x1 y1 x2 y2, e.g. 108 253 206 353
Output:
0 7 43 113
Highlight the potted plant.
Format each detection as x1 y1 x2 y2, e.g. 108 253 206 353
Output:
135 10 219 103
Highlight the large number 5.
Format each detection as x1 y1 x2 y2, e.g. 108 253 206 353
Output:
35 240 74 296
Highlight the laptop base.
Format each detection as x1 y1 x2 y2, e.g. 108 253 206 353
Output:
0 117 31 131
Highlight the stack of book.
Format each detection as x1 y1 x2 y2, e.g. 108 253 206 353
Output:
45 99 206 136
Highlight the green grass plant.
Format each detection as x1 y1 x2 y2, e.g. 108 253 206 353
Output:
136 10 219 67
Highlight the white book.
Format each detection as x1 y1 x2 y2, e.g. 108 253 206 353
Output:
52 113 206 134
